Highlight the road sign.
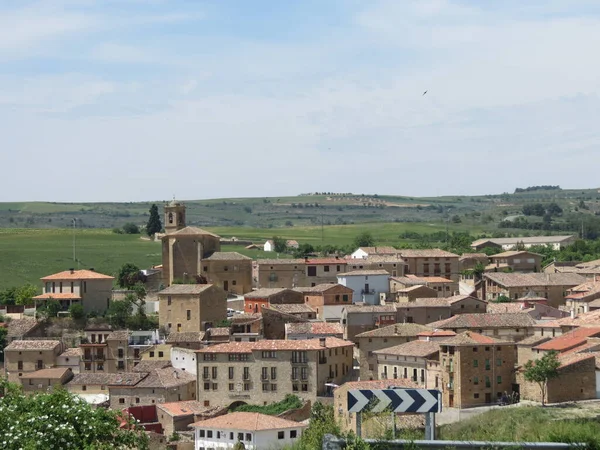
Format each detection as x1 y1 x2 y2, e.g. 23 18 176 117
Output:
347 388 441 414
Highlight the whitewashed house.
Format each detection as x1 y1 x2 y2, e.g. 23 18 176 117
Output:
350 246 400 259
170 347 197 375
337 270 390 305
192 411 306 450
263 240 275 252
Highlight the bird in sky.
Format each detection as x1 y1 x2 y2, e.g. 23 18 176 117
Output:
423 90 428 96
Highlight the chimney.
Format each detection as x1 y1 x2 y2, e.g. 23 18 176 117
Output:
305 256 309 262
69 268 75 274
173 370 179 379
570 309 575 319
319 337 326 347
89 268 94 272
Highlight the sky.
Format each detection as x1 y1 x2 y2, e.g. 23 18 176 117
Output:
2 0 600 202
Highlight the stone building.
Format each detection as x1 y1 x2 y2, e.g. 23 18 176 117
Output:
395 298 452 325
390 275 459 299
4 340 63 383
294 284 354 321
243 288 304 314
354 323 431 381
400 249 460 282
20 367 74 393
439 332 516 408
256 257 348 289
340 305 397 342
489 251 543 273
202 252 253 295
428 313 537 342
374 340 442 387
158 284 227 333
161 200 221 286
34 269 114 314
195 337 354 408
346 255 406 278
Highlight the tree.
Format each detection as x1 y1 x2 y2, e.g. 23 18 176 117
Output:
122 222 140 234
117 263 146 289
38 299 62 319
493 294 512 303
146 204 162 236
353 231 375 248
523 350 561 406
0 379 148 449
272 236 288 253
0 326 7 362
106 297 133 329
547 202 563 216
69 304 85 320
451 214 462 224
15 284 37 305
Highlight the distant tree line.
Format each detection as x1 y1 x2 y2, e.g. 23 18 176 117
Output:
514 185 561 193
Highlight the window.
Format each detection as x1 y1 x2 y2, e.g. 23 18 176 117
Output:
262 351 277 359
230 432 234 440
271 367 277 380
207 430 213 438
271 384 277 391
246 433 252 442
335 295 340 302
229 367 234 379
301 367 308 380
262 367 268 380
497 376 502 384
262 383 269 392
212 383 218 390
324 265 330 272
238 433 244 442
485 376 491 388
342 294 349 302
167 296 172 306
118 349 124 358
119 398 125 404
186 310 191 320
473 360 478 368
474 393 480 399
135 398 140 404
485 346 490 351
291 430 298 438
244 383 250 391
243 367 250 380
37 360 43 369
232 280 237 285
496 358 502 367
485 359 490 370
473 376 479 385
82 385 87 391
472 347 478 352
17 361 23 370
204 382 210 390
307 266 317 276
150 351 155 358
204 354 217 361
158 351 164 358
229 383 234 391
212 367 218 379
278 431 285 439
204 400 210 407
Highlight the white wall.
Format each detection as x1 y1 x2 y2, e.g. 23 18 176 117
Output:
323 304 346 321
264 241 274 252
171 347 197 375
338 274 389 305
55 355 80 374
350 249 368 259
195 427 303 450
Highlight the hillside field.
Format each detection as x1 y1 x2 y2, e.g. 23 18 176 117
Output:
0 221 478 290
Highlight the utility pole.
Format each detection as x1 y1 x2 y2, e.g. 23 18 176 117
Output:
321 213 324 245
72 218 76 263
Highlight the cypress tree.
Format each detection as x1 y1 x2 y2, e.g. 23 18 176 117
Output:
146 204 162 236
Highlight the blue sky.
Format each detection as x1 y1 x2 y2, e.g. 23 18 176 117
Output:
2 0 600 202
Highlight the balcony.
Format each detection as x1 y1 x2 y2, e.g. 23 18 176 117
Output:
361 289 376 295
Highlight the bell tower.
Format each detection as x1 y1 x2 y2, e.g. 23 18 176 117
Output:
164 199 186 234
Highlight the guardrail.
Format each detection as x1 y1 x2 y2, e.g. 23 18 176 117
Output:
322 435 585 450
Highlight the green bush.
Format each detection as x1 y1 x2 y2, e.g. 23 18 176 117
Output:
233 394 302 415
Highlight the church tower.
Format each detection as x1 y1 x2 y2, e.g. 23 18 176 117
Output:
164 199 186 234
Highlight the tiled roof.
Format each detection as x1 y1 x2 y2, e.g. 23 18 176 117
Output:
20 368 72 379
41 269 114 280
516 335 551 346
417 330 456 337
132 361 172 373
191 412 307 431
244 288 289 299
399 249 459 258
397 298 451 308
441 331 506 346
343 305 396 314
69 373 147 386
60 347 83 357
207 327 231 337
374 340 442 358
136 368 195 388
484 272 586 287
197 337 353 353
5 340 61 350
305 258 347 265
565 281 600 300
356 323 431 338
459 253 488 261
157 400 211 417
558 352 595 369
158 284 214 295
491 250 542 259
257 259 304 265
106 330 130 341
472 236 574 246
338 269 390 276
395 285 437 294
165 226 220 238
340 379 419 390
487 303 533 314
204 252 251 261
428 313 537 329
352 255 406 264
446 295 485 304
355 246 401 255
197 342 256 354
553 309 600 327
33 293 82 300
292 283 351 293
6 318 40 338
268 304 315 314
166 331 206 343
230 313 262 324
285 322 343 336
533 327 600 352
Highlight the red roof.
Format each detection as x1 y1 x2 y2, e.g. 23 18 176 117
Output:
417 330 456 337
41 269 113 280
33 293 82 300
534 327 600 352
305 258 345 265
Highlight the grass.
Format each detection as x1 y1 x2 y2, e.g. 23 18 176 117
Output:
231 394 303 415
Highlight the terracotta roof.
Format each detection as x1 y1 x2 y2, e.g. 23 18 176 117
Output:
557 352 595 369
553 309 600 327
446 295 485 305
257 259 304 265
164 226 220 238
285 322 343 336
565 281 600 300
207 327 231 337
339 379 419 390
166 331 206 343
197 342 256 354
354 246 401 255
356 323 431 338
400 249 459 258
20 368 72 380
132 361 172 373
428 313 537 329
157 400 211 417
395 285 437 294
343 305 396 314
397 298 451 308
135 368 195 389
41 269 114 280
197 337 353 353
491 250 543 259
230 313 262 324
159 284 215 295
204 252 251 261
33 292 82 300
6 318 40 338
459 253 488 261
374 340 442 358
292 283 351 294
69 373 147 386
338 269 390 276
441 331 506 346
484 272 586 287
5 340 61 350
352 255 406 264
487 303 533 314
244 288 290 299
268 304 315 314
106 330 130 341
305 258 347 265
533 327 600 352
516 335 552 346
60 347 83 357
191 412 307 431
417 330 456 337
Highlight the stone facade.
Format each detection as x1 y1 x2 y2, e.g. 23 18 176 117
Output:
401 250 460 282
244 288 304 314
296 284 354 321
202 253 253 295
158 284 227 333
4 340 63 383
257 258 348 289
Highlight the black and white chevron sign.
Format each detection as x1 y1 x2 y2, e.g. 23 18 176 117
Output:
347 388 441 413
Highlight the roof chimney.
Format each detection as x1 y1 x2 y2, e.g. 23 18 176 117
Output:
305 256 309 262
69 268 75 274
319 337 326 347
89 268 94 272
